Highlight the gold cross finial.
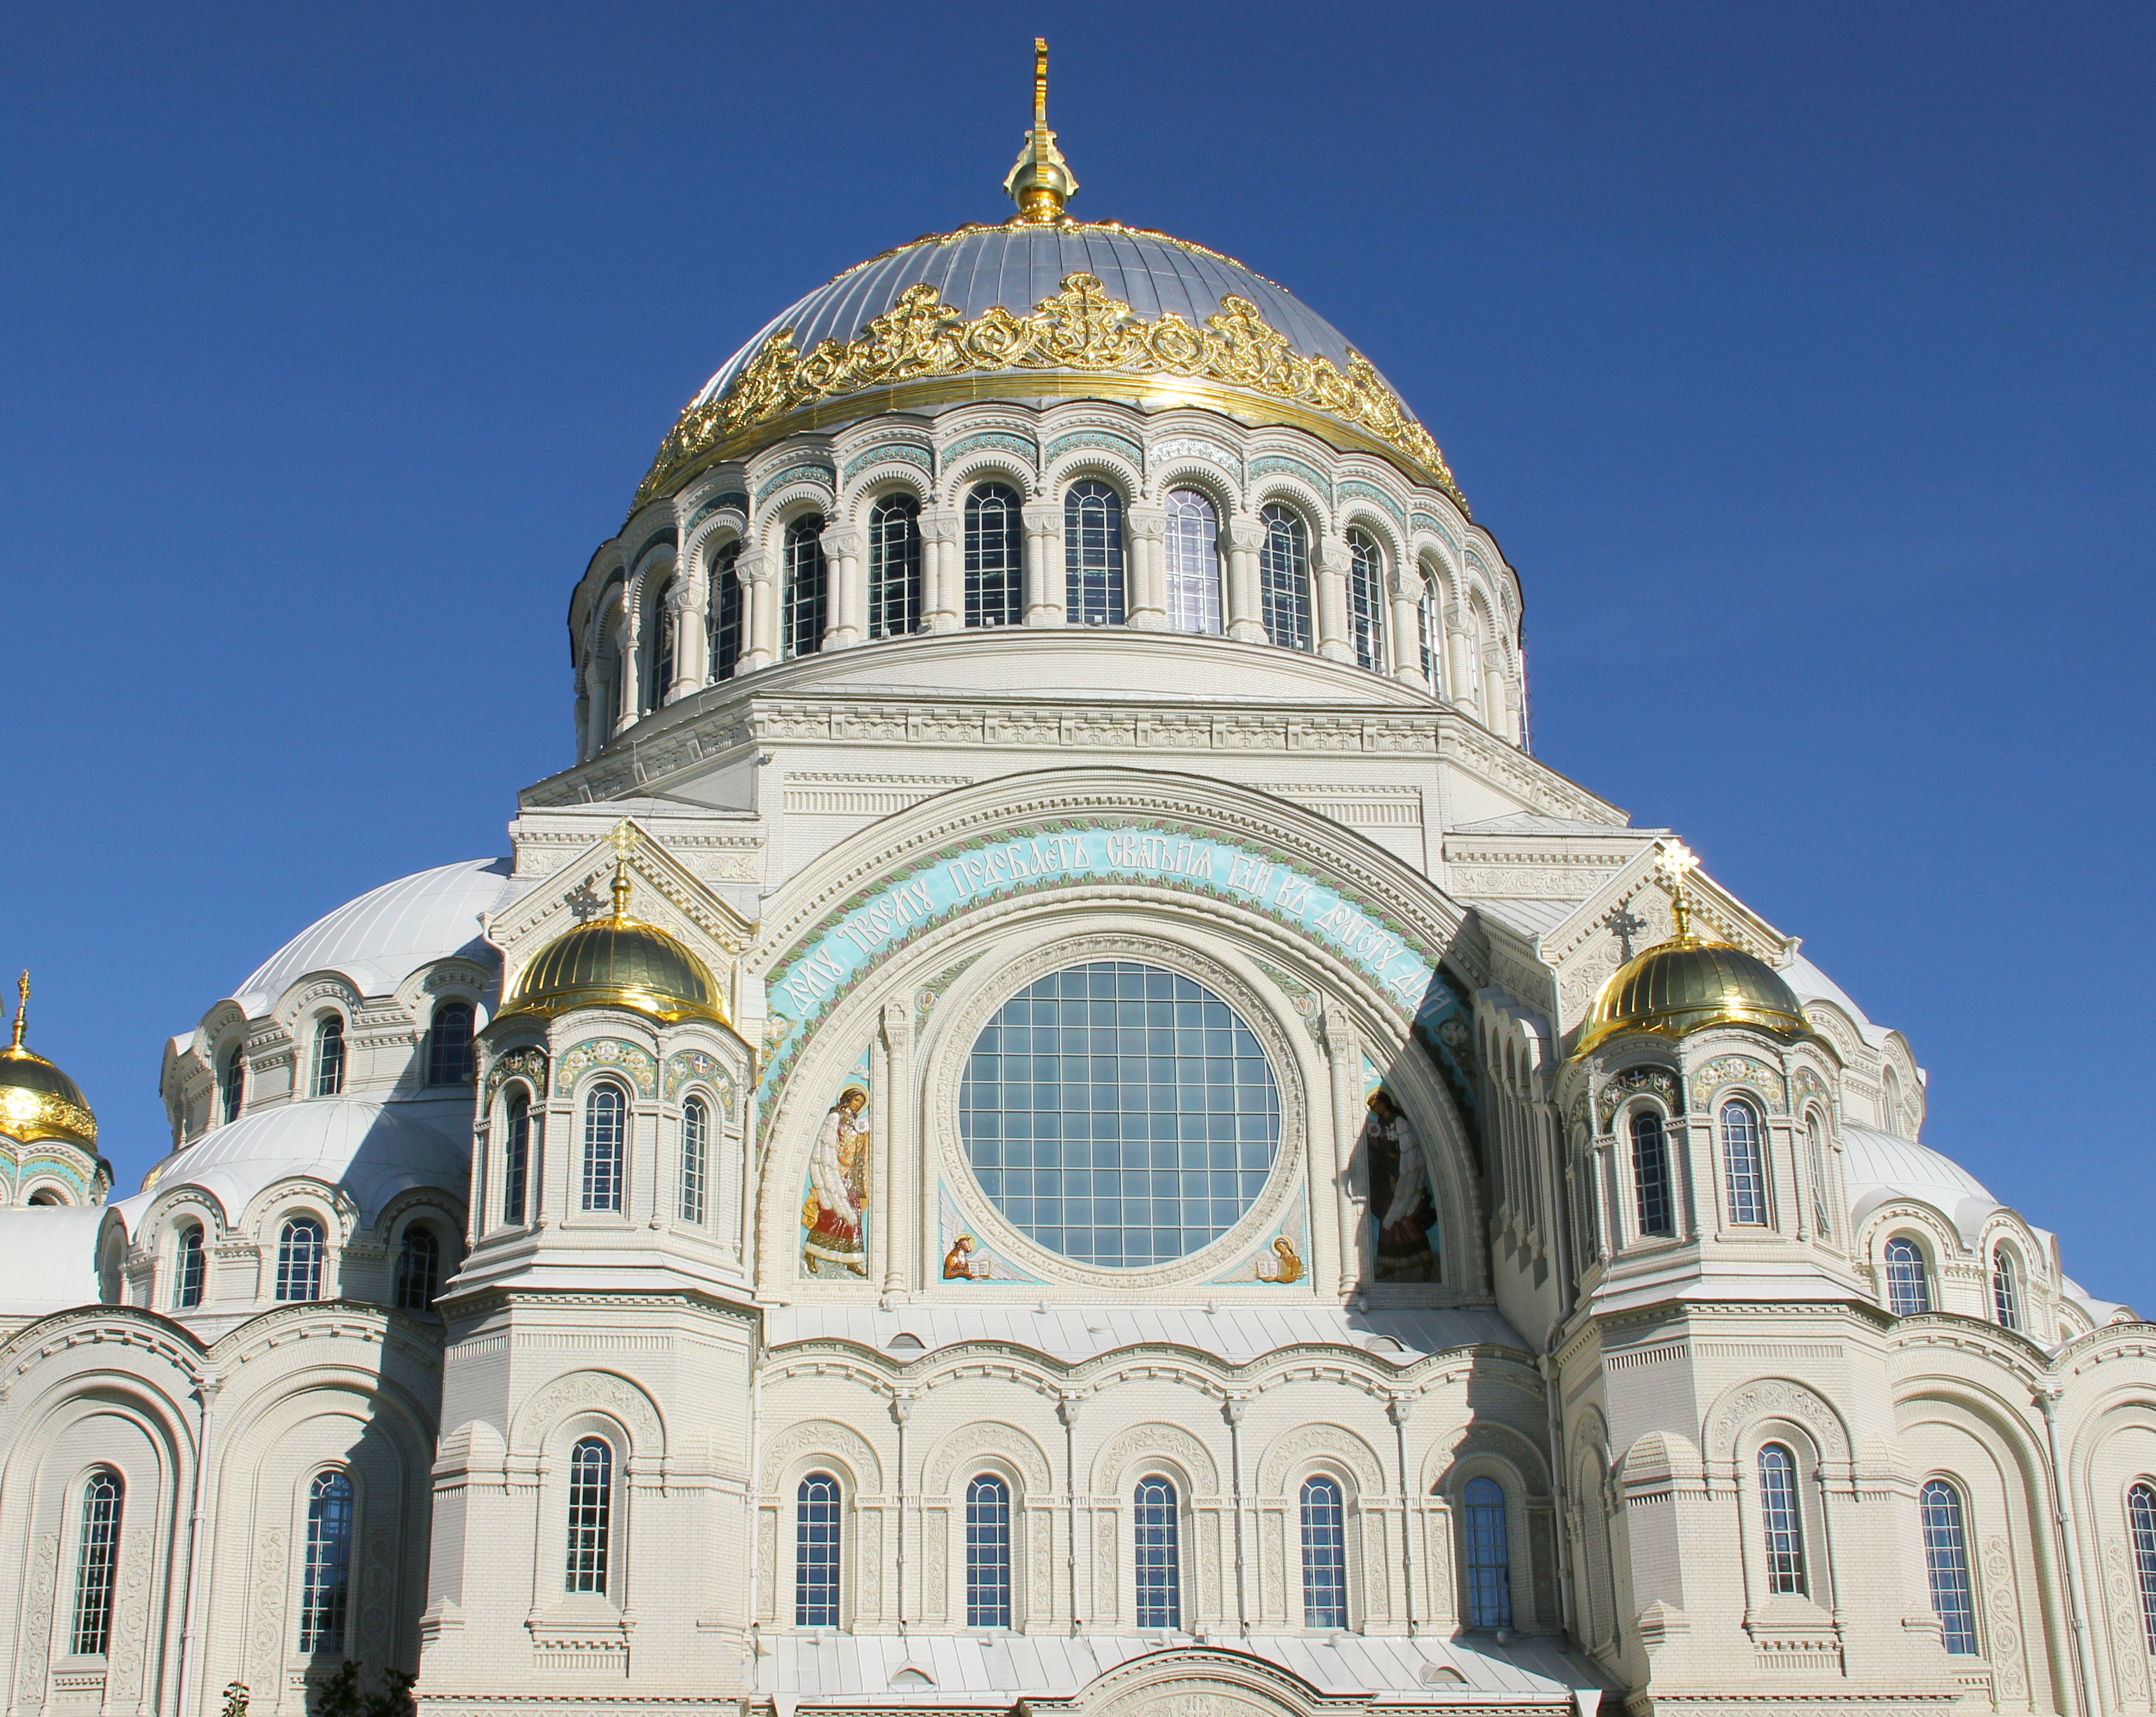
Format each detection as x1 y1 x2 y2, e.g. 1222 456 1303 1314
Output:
1656 841 1700 941
609 822 639 922
1034 37 1049 128
9 972 25 1052
1003 38 1077 224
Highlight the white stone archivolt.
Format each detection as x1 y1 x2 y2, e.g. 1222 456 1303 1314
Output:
1254 1420 1385 1499
758 1415 883 1494
919 1418 1053 1499
1706 1376 1851 1466
1093 1420 1219 1495
510 1368 663 1456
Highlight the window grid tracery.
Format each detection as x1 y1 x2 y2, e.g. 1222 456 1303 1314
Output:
1462 1476 1511 1628
868 494 921 640
311 1017 345 1099
1063 480 1125 624
1133 1476 1180 1629
681 1097 708 1225
965 1474 1012 1628
1992 1248 2023 1331
394 1225 439 1311
69 1471 122 1656
582 1085 626 1212
649 578 676 709
1258 505 1311 651
1758 1444 1807 1595
796 1474 841 1626
175 1222 205 1309
1345 528 1386 671
964 483 1023 627
2128 1482 2156 1656
708 541 743 682
1630 1109 1673 1238
1163 489 1221 635
1300 1475 1347 1629
783 516 827 658
1721 1100 1767 1225
300 1470 353 1654
428 1002 475 1086
565 1439 612 1594
1920 1478 1977 1654
276 1217 325 1302
1884 1236 1931 1317
1416 573 1441 692
502 1093 531 1227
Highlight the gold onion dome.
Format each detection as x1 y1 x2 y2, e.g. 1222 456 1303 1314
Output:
501 849 728 1028
0 974 99 1150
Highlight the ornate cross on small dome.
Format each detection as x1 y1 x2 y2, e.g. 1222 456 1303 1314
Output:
9 971 26 1051
1656 840 1701 940
1004 38 1078 225
608 821 642 922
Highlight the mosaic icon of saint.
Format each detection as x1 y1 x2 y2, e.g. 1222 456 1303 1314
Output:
803 1085 870 1276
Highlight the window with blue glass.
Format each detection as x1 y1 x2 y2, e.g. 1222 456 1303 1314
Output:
276 1217 325 1302
1258 504 1311 650
1884 1236 1931 1316
583 1085 626 1212
1163 490 1220 635
300 1470 353 1653
796 1474 842 1626
1630 1109 1673 1238
783 516 827 658
959 962 1280 1267
1992 1248 2023 1331
1064 480 1125 624
1300 1476 1347 1629
565 1439 612 1594
1345 528 1386 671
965 1474 1012 1627
1133 1477 1180 1629
502 1092 531 1226
311 1017 344 1098
2129 1483 2156 1655
708 541 743 682
1758 1444 1807 1595
681 1097 708 1225
1462 1477 1511 1627
1721 1100 1767 1225
1920 1478 1977 1654
174 1223 204 1309
869 495 921 640
964 483 1023 627
70 1471 122 1656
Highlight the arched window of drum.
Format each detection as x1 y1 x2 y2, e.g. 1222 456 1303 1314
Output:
222 1046 245 1124
1416 571 1442 694
2128 1483 2156 1656
1991 1246 2023 1331
582 1085 626 1212
311 1017 345 1099
1461 1477 1512 1628
782 515 827 659
428 1001 475 1087
707 541 743 683
69 1471 123 1656
648 576 676 710
1757 1444 1807 1595
565 1439 612 1594
1805 1114 1832 1236
1300 1476 1348 1629
502 1091 532 1227
680 1097 708 1225
1064 480 1125 625
1630 1109 1674 1238
1920 1479 1978 1654
796 1473 841 1626
1720 1100 1767 1225
276 1216 326 1302
174 1222 205 1309
965 1474 1012 1628
1881 1064 1904 1135
868 494 922 640
1884 1236 1932 1317
1258 504 1311 650
394 1225 439 1311
1345 528 1387 671
964 483 1023 627
1133 1476 1181 1629
299 1470 354 1654
1163 489 1220 635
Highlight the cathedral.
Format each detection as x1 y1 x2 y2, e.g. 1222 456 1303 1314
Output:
4 47 2153 1717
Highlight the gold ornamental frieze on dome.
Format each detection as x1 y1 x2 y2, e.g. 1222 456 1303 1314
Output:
634 270 1467 516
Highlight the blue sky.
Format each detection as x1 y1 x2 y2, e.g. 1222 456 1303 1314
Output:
4 2 2149 1302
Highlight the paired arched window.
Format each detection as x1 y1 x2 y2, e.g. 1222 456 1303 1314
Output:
782 516 827 659
582 1085 626 1212
965 1474 1012 1628
1257 504 1311 651
174 1222 205 1309
868 494 921 640
502 1091 531 1226
1345 528 1387 671
680 1097 708 1225
299 1470 354 1654
565 1439 612 1594
394 1225 439 1311
311 1017 345 1098
1416 572 1442 694
1991 1247 2023 1331
428 1001 475 1086
222 1046 246 1124
964 483 1023 627
276 1217 326 1302
1630 1109 1674 1238
648 576 677 710
1920 1478 1977 1654
1133 1475 1180 1629
1884 1236 1931 1316
796 1473 841 1626
1300 1475 1348 1629
1163 489 1220 635
708 541 743 682
1064 480 1125 624
69 1471 123 1656
1758 1444 1807 1595
1720 1100 1767 1225
1461 1476 1511 1627
2128 1482 2156 1656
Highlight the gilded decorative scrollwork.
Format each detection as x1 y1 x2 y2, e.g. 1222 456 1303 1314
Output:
637 272 1465 513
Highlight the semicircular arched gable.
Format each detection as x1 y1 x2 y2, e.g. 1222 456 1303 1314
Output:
760 1416 884 1493
1705 1375 1851 1464
510 1369 665 1457
921 1420 1055 1498
1254 1421 1384 1498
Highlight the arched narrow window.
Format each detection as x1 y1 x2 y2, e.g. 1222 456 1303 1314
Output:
394 1225 439 1311
707 541 743 682
1465 623 1487 718
222 1045 246 1124
964 483 1023 627
782 516 827 658
1991 1248 2023 1331
796 1473 841 1626
565 1439 612 1594
174 1222 205 1309
1462 1476 1512 1627
1758 1444 1807 1595
965 1474 1012 1628
428 1002 475 1086
1881 1064 1904 1135
1258 504 1311 650
1630 1109 1673 1238
1920 1479 1978 1654
1300 1475 1347 1629
868 494 922 640
276 1217 326 1302
69 1471 123 1655
1063 480 1125 624
1806 1114 1832 1235
1416 572 1442 693
1721 1100 1767 1225
311 1017 346 1098
680 1097 708 1225
1345 528 1387 671
1884 1237 1931 1316
299 1470 354 1654
502 1091 532 1226
648 576 677 710
2128 1483 2156 1655
1133 1475 1180 1629
1163 489 1220 635
582 1085 626 1212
